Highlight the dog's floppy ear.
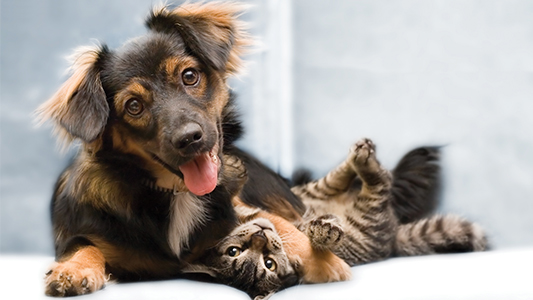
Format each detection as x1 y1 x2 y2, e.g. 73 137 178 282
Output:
146 2 252 76
36 45 109 146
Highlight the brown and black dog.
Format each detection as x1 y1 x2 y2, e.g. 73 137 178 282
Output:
37 3 353 297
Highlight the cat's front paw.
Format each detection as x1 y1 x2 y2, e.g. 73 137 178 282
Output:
221 154 248 195
349 138 376 166
223 155 247 181
349 138 390 185
306 214 344 250
45 261 106 297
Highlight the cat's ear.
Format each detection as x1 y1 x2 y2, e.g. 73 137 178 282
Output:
181 263 218 277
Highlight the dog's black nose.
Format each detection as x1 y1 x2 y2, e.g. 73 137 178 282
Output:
173 123 204 151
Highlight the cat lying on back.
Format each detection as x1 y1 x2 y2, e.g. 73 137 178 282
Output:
292 138 486 265
185 138 487 299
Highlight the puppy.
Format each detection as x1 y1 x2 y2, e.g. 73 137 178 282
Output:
37 3 348 296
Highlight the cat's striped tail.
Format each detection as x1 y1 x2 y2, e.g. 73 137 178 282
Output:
394 215 488 256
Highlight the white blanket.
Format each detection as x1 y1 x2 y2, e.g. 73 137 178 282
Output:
2 247 531 300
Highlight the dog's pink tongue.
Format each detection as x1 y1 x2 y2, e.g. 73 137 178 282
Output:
178 153 218 196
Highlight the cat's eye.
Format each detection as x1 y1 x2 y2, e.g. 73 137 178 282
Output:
182 68 200 86
125 98 144 116
264 258 277 271
227 247 242 257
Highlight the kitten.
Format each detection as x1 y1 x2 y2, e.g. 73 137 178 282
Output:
293 138 487 266
185 138 487 299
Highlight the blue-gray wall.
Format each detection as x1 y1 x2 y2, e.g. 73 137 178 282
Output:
1 0 532 254
291 0 533 249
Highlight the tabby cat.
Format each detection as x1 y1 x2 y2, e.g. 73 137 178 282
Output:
185 138 487 299
292 138 487 266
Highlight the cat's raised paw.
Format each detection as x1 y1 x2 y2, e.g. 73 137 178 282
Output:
306 214 344 250
350 138 376 164
348 138 387 178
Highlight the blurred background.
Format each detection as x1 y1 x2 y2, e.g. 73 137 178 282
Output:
1 0 532 255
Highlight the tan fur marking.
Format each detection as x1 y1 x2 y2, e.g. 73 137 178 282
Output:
80 237 181 277
162 56 226 111
113 80 153 129
117 81 152 104
163 57 197 81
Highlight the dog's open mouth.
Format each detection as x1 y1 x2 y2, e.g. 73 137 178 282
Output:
151 138 221 196
178 148 220 196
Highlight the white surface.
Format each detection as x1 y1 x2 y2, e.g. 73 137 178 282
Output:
1 248 532 300
274 247 533 300
0 256 249 300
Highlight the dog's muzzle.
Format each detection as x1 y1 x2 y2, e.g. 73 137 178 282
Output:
172 122 204 155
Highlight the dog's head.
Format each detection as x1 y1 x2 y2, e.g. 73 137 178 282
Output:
36 3 251 196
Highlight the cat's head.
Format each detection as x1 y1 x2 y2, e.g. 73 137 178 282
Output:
184 218 299 299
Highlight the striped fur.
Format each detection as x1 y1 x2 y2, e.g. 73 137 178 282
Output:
293 138 487 266
395 215 487 256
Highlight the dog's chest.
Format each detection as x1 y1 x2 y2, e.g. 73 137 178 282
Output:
167 193 207 257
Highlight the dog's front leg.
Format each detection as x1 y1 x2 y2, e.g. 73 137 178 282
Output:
45 245 107 297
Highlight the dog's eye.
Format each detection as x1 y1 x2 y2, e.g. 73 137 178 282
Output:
182 68 200 86
125 99 144 116
227 246 242 257
264 258 277 271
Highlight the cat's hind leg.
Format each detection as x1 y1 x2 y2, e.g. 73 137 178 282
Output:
291 143 363 200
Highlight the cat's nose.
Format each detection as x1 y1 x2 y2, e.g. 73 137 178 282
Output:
251 231 267 249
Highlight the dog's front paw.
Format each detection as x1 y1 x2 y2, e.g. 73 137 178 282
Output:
45 261 106 297
306 214 344 250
